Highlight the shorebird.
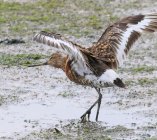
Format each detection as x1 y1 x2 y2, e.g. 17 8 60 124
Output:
29 13 157 122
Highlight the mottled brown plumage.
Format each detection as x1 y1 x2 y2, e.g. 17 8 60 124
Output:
29 13 157 122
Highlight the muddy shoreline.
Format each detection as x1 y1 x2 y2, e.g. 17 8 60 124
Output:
0 0 157 139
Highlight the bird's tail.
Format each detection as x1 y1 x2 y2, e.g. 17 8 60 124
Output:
28 62 48 67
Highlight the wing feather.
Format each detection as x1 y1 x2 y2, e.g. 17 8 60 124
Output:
33 31 92 76
89 13 157 67
34 31 82 58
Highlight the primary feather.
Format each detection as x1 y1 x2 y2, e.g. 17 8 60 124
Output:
33 31 92 76
89 13 157 67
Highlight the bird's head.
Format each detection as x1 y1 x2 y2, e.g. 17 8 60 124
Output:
47 52 67 70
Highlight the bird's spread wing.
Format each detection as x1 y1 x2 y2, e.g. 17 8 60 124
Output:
33 31 92 76
89 13 157 68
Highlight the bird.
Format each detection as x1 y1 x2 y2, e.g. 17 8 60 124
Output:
29 13 157 122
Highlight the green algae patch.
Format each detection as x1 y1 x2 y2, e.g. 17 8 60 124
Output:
0 54 48 66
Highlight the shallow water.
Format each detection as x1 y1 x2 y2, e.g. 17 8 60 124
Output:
0 93 156 138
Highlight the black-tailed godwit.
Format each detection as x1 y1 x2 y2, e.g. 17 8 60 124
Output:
29 13 157 122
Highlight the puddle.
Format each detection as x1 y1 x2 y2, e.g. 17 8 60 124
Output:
0 95 156 138
0 99 85 137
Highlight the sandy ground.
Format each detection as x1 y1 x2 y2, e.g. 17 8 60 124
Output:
0 0 157 139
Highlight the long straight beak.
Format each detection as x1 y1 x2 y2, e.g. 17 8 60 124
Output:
28 62 48 67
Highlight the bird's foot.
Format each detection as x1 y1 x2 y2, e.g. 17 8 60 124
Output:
80 87 102 122
80 110 91 123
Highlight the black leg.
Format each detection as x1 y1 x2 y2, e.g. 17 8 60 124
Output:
95 88 102 121
80 88 102 122
80 98 98 122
